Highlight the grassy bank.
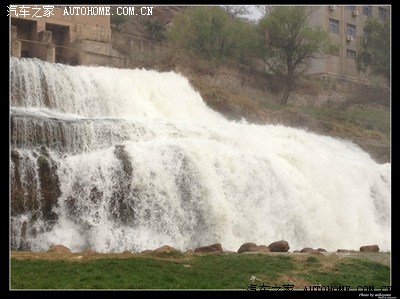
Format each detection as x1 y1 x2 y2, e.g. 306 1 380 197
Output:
173 59 390 164
10 252 390 290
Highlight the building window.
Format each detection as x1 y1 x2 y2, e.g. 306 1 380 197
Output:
347 23 356 37
346 49 356 60
378 7 387 21
347 5 356 11
363 6 372 16
329 18 339 34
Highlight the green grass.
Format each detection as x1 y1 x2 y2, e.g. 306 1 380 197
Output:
342 107 390 138
10 253 390 290
298 258 390 287
258 101 389 140
300 105 390 138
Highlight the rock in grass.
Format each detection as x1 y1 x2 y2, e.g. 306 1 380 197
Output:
47 244 71 253
153 245 177 254
268 240 290 252
360 244 379 252
237 243 258 253
194 243 223 253
237 243 270 253
300 247 323 255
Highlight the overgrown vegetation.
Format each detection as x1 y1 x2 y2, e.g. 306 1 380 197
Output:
257 6 331 105
11 253 390 289
110 14 128 30
167 6 257 65
357 18 390 84
143 19 166 41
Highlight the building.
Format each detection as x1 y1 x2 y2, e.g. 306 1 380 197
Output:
10 4 390 85
9 5 125 66
307 5 390 85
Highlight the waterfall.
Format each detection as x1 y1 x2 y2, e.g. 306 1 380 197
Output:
10 57 391 253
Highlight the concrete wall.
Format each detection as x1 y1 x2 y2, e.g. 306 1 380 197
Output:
111 31 170 68
9 6 111 42
10 6 112 64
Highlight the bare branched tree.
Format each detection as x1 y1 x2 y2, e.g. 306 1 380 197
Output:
223 6 251 18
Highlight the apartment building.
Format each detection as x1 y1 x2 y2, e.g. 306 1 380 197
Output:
308 5 390 84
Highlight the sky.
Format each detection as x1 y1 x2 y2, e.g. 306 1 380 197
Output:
218 5 264 21
246 5 263 20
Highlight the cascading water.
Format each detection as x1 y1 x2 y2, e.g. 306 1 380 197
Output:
10 57 391 253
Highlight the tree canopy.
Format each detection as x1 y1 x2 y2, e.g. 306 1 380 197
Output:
356 18 390 84
111 14 128 30
167 6 257 65
258 6 330 105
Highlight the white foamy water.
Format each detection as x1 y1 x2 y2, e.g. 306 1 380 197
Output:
10 57 391 253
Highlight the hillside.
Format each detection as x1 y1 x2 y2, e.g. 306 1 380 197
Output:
111 8 390 164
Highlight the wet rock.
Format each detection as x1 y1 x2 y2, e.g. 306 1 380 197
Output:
11 150 40 216
109 145 136 225
38 155 61 221
11 148 20 159
40 146 49 157
114 145 133 176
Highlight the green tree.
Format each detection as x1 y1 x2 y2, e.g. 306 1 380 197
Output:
258 6 330 105
111 14 128 30
356 18 390 84
168 6 257 65
143 19 165 41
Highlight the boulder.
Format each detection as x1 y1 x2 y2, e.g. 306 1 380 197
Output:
300 247 314 253
194 243 223 253
268 240 290 252
360 244 379 253
237 242 258 253
47 244 71 254
317 248 327 252
153 245 177 254
238 243 270 253
300 247 323 255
